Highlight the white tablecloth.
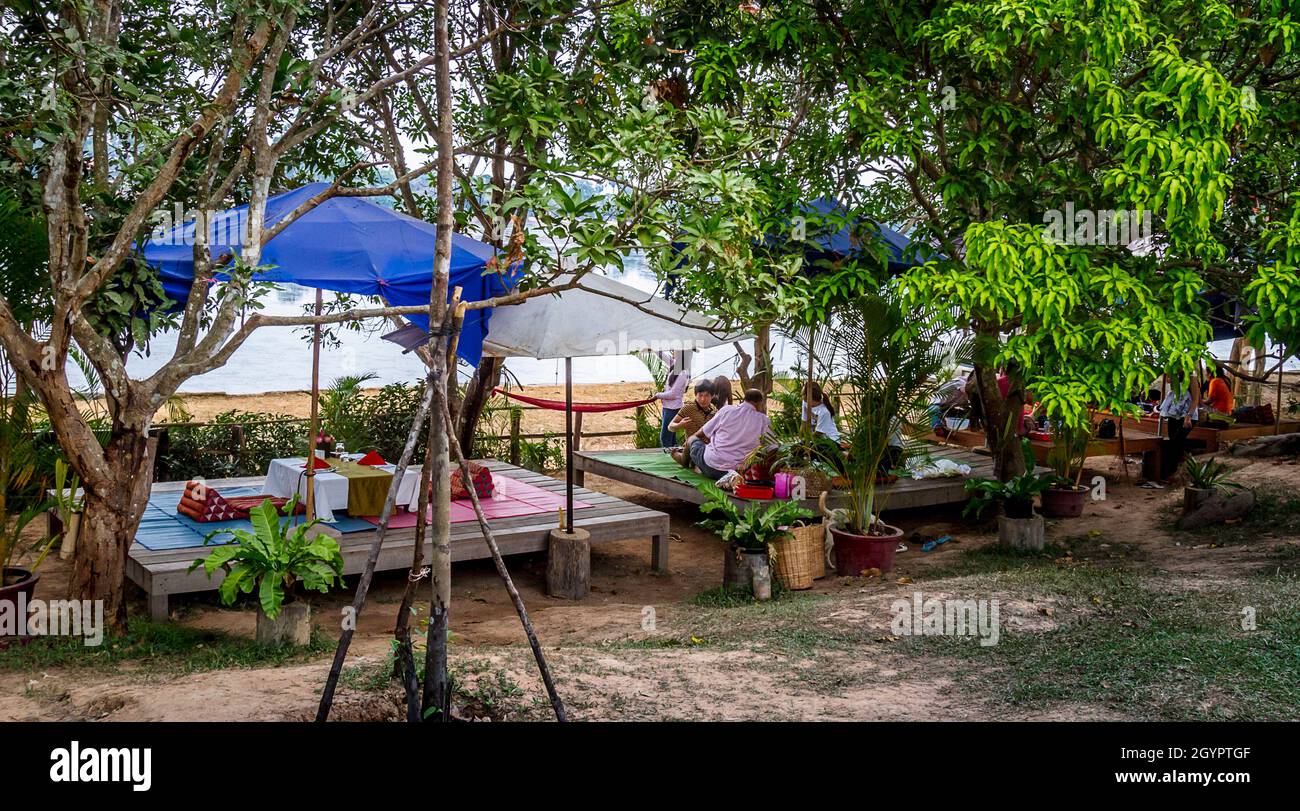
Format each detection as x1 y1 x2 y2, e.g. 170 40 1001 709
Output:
262 458 423 522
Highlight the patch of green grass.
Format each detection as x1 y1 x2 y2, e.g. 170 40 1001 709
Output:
0 614 332 674
907 567 1300 720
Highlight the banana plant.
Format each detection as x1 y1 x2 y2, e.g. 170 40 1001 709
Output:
189 498 344 619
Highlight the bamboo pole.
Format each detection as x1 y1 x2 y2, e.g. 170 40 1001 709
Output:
565 356 574 533
438 391 566 721
304 287 323 520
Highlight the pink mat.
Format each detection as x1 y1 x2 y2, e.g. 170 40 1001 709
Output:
363 474 591 528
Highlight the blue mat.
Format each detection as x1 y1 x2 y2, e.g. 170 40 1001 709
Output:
135 487 376 551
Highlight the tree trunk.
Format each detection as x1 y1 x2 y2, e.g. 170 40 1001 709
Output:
457 356 503 456
752 322 773 395
69 429 157 633
421 354 452 719
973 358 1025 481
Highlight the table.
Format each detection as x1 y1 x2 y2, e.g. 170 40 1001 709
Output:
262 457 422 521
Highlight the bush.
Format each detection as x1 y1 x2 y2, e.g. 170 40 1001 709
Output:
155 410 307 481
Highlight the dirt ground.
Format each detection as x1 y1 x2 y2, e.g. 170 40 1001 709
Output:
4 386 1300 722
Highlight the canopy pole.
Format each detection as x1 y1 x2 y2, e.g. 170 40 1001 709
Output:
565 356 574 533
804 325 815 433
305 288 323 520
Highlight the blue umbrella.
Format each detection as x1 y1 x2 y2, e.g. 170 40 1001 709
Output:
142 182 519 366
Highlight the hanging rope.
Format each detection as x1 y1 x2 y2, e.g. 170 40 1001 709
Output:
493 387 654 413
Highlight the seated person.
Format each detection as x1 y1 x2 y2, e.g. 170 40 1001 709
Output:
686 388 775 480
800 381 840 441
1204 364 1235 417
669 381 717 466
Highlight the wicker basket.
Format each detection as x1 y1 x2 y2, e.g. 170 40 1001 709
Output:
770 522 825 590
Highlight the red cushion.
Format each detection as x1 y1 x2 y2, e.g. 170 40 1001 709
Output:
450 462 494 500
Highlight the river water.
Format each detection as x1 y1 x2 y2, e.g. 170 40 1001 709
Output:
97 257 800 394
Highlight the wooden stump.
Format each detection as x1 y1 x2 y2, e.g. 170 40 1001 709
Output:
1176 488 1256 530
998 514 1045 551
547 527 591 600
256 602 311 647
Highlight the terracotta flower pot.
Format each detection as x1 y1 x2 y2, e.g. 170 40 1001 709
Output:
1041 485 1087 518
828 522 904 575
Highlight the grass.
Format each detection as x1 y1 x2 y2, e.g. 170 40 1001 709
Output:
0 614 332 674
1169 483 1300 546
903 560 1300 720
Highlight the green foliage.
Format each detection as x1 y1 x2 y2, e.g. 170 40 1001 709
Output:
189 498 343 620
0 363 57 580
1045 423 1092 485
155 411 307 482
964 440 1050 519
1183 455 1241 491
821 291 949 533
696 482 813 551
318 372 379 453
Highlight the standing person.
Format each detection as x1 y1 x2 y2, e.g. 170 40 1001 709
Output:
669 380 716 466
652 350 689 448
801 381 840 441
1151 372 1201 486
711 375 733 409
686 388 774 480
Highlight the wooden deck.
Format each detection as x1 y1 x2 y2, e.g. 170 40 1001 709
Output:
573 445 1020 513
933 427 1164 478
116 461 669 620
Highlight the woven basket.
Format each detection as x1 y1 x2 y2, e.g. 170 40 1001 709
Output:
770 522 824 590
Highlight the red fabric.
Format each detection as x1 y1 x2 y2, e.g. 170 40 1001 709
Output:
302 456 332 470
178 481 302 522
450 462 495 500
493 388 655 413
357 450 388 466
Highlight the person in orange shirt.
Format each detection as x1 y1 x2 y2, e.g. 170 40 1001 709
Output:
1205 364 1234 416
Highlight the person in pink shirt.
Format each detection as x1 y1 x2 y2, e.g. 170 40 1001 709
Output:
687 388 774 479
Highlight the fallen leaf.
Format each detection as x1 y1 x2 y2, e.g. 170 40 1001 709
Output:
896 576 913 585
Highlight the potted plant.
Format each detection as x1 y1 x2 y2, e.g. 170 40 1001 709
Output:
964 442 1053 550
1 382 59 644
811 294 951 575
1040 423 1090 518
767 430 842 499
190 498 344 645
1182 455 1240 514
53 459 84 560
696 483 812 596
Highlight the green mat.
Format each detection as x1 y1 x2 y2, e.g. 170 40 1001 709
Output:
591 451 715 488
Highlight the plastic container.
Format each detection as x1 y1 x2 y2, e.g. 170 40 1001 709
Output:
735 481 774 500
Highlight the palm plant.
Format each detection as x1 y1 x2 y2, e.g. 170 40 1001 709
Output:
319 372 379 452
1183 455 1241 491
0 362 58 583
817 292 951 535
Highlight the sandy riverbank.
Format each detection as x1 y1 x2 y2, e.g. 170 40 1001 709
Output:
157 381 739 452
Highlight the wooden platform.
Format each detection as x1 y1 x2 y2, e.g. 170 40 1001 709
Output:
937 426 1162 458
116 461 669 620
573 445 1017 513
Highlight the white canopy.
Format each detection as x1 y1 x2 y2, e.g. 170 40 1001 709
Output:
479 273 747 359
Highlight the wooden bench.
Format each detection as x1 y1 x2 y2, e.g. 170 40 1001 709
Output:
574 444 1018 513
59 461 669 620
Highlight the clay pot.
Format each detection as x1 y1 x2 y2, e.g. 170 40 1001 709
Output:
828 522 904 575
